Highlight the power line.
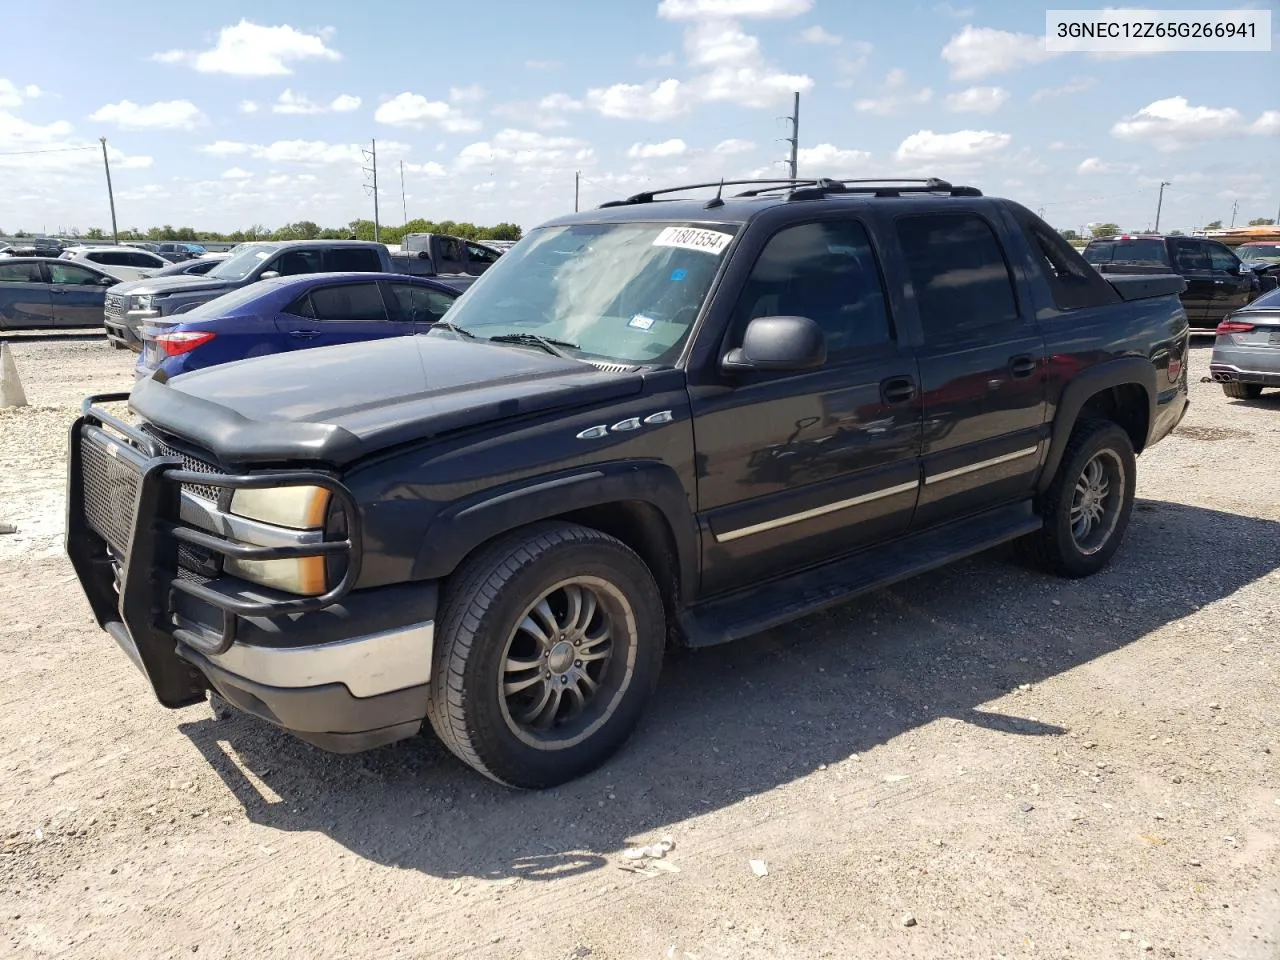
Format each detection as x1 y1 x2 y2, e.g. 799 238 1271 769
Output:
0 145 96 158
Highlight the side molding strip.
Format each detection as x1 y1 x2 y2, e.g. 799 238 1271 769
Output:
925 446 1039 485
715 480 919 543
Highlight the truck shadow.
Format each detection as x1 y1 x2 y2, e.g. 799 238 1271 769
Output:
178 497 1280 883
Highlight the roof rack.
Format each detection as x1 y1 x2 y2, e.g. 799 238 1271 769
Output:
597 177 981 208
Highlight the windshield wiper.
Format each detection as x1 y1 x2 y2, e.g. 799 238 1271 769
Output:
431 320 477 339
487 332 579 358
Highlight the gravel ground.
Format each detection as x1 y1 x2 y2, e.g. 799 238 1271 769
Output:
0 336 1277 960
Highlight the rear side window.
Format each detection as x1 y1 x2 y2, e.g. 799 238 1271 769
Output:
896 214 1018 341
89 252 125 266
1207 243 1239 272
324 248 383 272
1019 213 1120 311
0 262 41 282
128 252 161 267
283 293 315 318
1084 239 1169 267
309 283 389 322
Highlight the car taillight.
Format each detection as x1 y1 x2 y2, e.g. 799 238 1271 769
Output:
156 330 216 356
1216 320 1255 335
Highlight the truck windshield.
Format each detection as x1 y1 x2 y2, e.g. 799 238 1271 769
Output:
435 221 739 365
207 244 276 282
1082 239 1169 267
1238 244 1280 262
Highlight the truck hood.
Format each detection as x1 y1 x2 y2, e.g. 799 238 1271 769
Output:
129 334 645 467
109 275 235 297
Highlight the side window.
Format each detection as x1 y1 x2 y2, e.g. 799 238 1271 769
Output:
324 248 383 273
1207 244 1240 272
1172 240 1211 271
464 242 499 265
896 213 1018 341
1020 214 1119 311
267 250 323 276
729 219 892 363
388 283 456 322
0 262 42 282
129 252 160 267
48 263 103 285
309 283 389 322
283 293 315 318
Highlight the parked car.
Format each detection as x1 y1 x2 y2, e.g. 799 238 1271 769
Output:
62 245 170 282
136 272 460 380
1234 242 1280 293
154 242 205 263
1083 234 1260 328
104 240 401 351
67 177 1190 787
1209 286 1280 399
0 257 118 330
139 254 230 279
398 232 504 281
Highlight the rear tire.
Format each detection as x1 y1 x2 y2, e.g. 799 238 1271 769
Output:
1222 382 1263 400
426 522 665 788
1015 420 1136 579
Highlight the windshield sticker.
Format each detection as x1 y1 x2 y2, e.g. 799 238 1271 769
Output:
628 314 657 331
652 226 732 255
670 268 688 281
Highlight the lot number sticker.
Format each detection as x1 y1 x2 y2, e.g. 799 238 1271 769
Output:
652 226 733 255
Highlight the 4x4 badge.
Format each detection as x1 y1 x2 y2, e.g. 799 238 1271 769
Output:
576 410 673 439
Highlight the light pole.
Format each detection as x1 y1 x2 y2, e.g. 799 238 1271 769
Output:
100 137 118 245
1154 180 1171 233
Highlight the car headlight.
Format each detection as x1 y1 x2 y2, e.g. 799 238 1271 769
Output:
224 485 332 595
230 485 330 530
132 295 153 311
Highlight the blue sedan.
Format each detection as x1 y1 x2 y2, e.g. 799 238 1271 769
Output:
136 272 460 380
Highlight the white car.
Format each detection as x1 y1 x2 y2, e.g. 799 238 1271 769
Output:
61 245 170 281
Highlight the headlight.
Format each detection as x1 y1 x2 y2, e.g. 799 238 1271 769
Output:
223 555 327 596
230 485 330 530
132 295 153 311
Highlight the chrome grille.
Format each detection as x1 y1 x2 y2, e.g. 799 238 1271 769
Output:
81 431 142 556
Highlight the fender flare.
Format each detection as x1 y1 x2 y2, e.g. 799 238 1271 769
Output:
1038 356 1156 493
410 460 699 598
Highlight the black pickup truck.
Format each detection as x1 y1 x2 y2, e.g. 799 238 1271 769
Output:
67 178 1190 788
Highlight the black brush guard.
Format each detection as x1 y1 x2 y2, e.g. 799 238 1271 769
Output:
66 393 363 708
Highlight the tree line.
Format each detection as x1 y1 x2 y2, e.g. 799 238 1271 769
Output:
5 219 523 244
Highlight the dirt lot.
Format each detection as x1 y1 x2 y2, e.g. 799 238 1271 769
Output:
1 336 1278 960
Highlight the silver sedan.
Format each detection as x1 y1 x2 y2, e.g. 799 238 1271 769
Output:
1210 287 1280 399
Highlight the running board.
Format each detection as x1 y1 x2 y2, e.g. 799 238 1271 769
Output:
680 501 1041 647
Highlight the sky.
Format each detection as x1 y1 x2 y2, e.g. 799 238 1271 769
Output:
2 0 1277 237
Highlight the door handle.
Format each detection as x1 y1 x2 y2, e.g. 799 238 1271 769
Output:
1008 355 1037 378
51 289 67 295
289 329 321 340
1214 279 1226 285
880 375 916 405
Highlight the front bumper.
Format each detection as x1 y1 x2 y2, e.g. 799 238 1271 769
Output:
66 395 434 751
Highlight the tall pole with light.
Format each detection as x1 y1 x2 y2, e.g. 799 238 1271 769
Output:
99 137 119 245
1154 180 1171 233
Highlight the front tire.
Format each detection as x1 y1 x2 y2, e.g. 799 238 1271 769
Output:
426 522 665 788
1222 382 1263 400
1016 420 1136 578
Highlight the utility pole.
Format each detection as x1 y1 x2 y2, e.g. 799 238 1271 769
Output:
574 170 580 212
99 137 118 245
782 92 800 178
1154 180 1171 233
400 160 407 228
362 139 380 243
1230 198 1239 228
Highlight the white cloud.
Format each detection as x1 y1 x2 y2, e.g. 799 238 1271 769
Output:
272 89 323 115
239 100 260 114
449 85 485 103
637 52 677 67
628 138 688 159
658 0 812 18
473 181 496 193
833 40 874 87
150 20 341 76
797 25 841 45
885 68 907 88
713 138 756 155
855 77 932 116
588 79 687 121
933 1 974 16
403 161 447 177
0 79 41 109
199 140 250 156
441 115 483 133
1111 97 1276 152
941 26 1055 80
331 94 361 113
89 99 205 130
697 63 812 107
1077 157 1139 175
944 86 1008 114
1029 76 1096 103
539 93 583 114
374 91 480 133
457 129 592 171
797 143 872 168
685 20 761 67
525 59 560 71
221 167 253 179
894 129 1012 162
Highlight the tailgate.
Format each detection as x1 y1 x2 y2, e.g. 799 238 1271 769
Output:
1105 274 1187 302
